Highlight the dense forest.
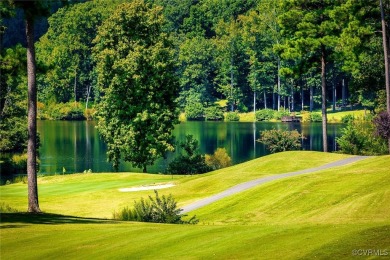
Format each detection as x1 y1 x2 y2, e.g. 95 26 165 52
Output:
1 0 390 152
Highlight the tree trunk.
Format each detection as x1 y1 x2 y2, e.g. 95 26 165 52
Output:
230 56 234 112
301 84 304 111
332 71 336 112
263 91 267 109
74 69 77 102
290 81 294 112
253 91 256 114
342 78 346 106
277 58 281 111
380 0 390 153
321 47 328 153
26 16 40 213
309 85 314 112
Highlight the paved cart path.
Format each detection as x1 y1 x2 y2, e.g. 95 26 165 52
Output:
181 156 370 214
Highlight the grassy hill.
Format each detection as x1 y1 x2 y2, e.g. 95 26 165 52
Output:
1 151 389 259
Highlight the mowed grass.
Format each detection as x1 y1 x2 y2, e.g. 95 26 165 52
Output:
1 152 389 259
0 151 350 218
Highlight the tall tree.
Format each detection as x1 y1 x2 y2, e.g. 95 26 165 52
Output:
6 0 50 213
278 0 343 152
380 0 390 152
380 0 390 113
93 0 179 172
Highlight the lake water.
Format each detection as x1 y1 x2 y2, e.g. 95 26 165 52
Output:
37 120 345 174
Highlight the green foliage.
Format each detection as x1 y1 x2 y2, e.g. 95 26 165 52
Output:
225 111 240 121
36 1 117 103
301 112 322 123
167 135 211 175
309 113 322 122
0 203 18 213
258 129 302 154
204 106 224 121
373 111 390 140
273 109 291 120
93 0 179 172
83 108 96 121
185 101 204 121
337 120 387 155
341 114 355 124
205 148 232 170
255 109 275 121
177 36 217 109
39 102 85 120
11 153 28 172
113 190 198 224
0 44 27 153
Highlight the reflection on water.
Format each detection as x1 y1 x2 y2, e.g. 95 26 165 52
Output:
37 120 344 174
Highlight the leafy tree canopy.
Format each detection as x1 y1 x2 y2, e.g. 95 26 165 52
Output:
93 0 179 172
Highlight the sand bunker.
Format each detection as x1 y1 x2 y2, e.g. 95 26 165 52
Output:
118 183 175 192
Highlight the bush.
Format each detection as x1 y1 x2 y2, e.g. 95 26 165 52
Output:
373 111 390 140
46 102 86 120
167 135 212 174
337 120 387 155
205 148 232 170
273 109 291 120
257 129 303 153
185 102 204 120
113 190 198 224
255 109 275 121
84 108 97 121
310 113 322 122
225 111 240 121
341 114 355 124
0 203 18 213
301 112 322 123
11 153 28 173
204 106 224 121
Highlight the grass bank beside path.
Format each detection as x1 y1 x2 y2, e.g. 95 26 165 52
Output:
1 152 389 259
0 152 350 218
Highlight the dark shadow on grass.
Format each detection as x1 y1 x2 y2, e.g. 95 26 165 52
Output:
0 212 118 227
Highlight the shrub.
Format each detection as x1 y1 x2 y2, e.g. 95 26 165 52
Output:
9 154 28 177
113 190 198 224
225 111 240 121
309 113 322 122
300 112 322 122
255 109 275 121
205 148 232 170
204 106 224 121
0 203 18 213
48 102 86 120
84 108 97 121
185 102 204 120
257 129 302 153
273 109 291 120
373 111 390 139
337 120 387 155
341 114 355 124
167 135 212 174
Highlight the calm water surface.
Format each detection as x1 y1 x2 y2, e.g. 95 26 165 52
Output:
37 120 344 174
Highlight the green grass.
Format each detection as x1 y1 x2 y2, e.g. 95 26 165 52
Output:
1 152 389 259
326 109 369 123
